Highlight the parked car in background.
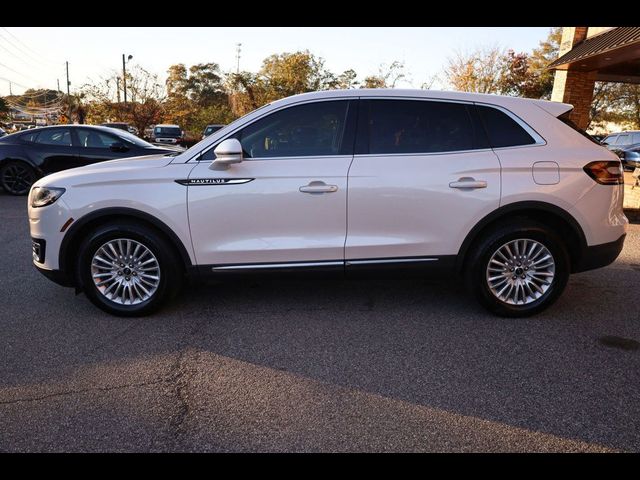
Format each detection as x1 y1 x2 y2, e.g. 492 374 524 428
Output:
602 131 640 170
615 144 640 170
27 89 626 318
201 124 225 140
143 125 154 140
0 125 183 195
151 124 184 145
591 134 604 143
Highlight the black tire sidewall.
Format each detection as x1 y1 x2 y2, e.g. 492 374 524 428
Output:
468 223 570 318
0 161 36 196
77 223 180 317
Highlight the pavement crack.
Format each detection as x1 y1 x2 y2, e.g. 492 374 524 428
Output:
0 379 165 406
168 349 195 447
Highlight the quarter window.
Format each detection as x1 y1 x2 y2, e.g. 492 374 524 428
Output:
236 100 350 158
632 132 640 144
476 105 537 148
365 100 481 154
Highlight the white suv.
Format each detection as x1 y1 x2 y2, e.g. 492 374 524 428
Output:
28 89 627 317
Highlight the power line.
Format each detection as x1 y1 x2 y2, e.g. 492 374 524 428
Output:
0 42 54 79
0 61 44 86
0 27 61 68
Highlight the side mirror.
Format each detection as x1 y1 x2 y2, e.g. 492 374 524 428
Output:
110 142 129 152
210 138 243 170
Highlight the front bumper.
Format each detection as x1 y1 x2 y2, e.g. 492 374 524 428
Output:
573 234 626 273
34 264 74 287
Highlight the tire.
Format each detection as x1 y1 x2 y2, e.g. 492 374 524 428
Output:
0 161 37 195
76 221 182 317
464 219 570 318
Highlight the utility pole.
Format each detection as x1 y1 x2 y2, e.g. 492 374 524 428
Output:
8 81 13 123
236 43 242 74
116 77 121 103
122 54 127 104
66 61 72 123
57 78 60 92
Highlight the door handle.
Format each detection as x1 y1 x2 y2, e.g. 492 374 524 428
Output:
299 181 338 194
449 177 487 189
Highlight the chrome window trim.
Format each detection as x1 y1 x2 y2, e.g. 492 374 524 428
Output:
353 148 495 159
189 95 547 163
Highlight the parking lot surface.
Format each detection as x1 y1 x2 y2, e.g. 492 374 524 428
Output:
1 192 639 452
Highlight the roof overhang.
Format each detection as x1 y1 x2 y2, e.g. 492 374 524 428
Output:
548 27 640 84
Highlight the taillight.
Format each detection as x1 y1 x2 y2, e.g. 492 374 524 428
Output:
583 161 624 185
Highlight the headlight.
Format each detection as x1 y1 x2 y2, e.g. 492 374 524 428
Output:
29 187 66 208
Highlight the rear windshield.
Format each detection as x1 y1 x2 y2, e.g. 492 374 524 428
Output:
558 111 601 145
155 127 181 136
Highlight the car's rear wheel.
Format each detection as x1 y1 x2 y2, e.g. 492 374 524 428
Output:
465 220 570 317
76 222 182 316
0 161 37 195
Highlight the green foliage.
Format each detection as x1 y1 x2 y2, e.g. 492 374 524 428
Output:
590 82 640 130
259 51 335 100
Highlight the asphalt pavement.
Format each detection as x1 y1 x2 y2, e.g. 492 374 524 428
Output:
1 191 639 452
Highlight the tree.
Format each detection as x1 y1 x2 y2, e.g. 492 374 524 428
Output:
445 47 505 94
259 50 335 100
361 61 406 89
186 63 226 106
528 27 562 100
331 69 359 89
499 50 551 98
82 65 165 134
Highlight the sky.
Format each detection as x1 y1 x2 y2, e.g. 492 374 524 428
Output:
0 27 553 96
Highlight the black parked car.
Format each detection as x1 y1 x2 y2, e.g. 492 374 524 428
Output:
0 125 183 195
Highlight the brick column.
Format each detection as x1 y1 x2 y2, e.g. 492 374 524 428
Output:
551 27 596 130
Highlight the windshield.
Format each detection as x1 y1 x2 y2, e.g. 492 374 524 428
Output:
108 128 155 147
155 127 181 136
205 126 221 135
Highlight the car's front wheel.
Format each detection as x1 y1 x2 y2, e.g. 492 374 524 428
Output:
76 222 182 316
0 161 37 195
465 220 570 317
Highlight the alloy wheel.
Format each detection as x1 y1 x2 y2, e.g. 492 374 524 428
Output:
90 238 161 305
486 238 556 305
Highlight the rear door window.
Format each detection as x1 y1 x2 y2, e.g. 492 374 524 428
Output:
77 129 121 148
34 128 72 146
363 99 485 154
